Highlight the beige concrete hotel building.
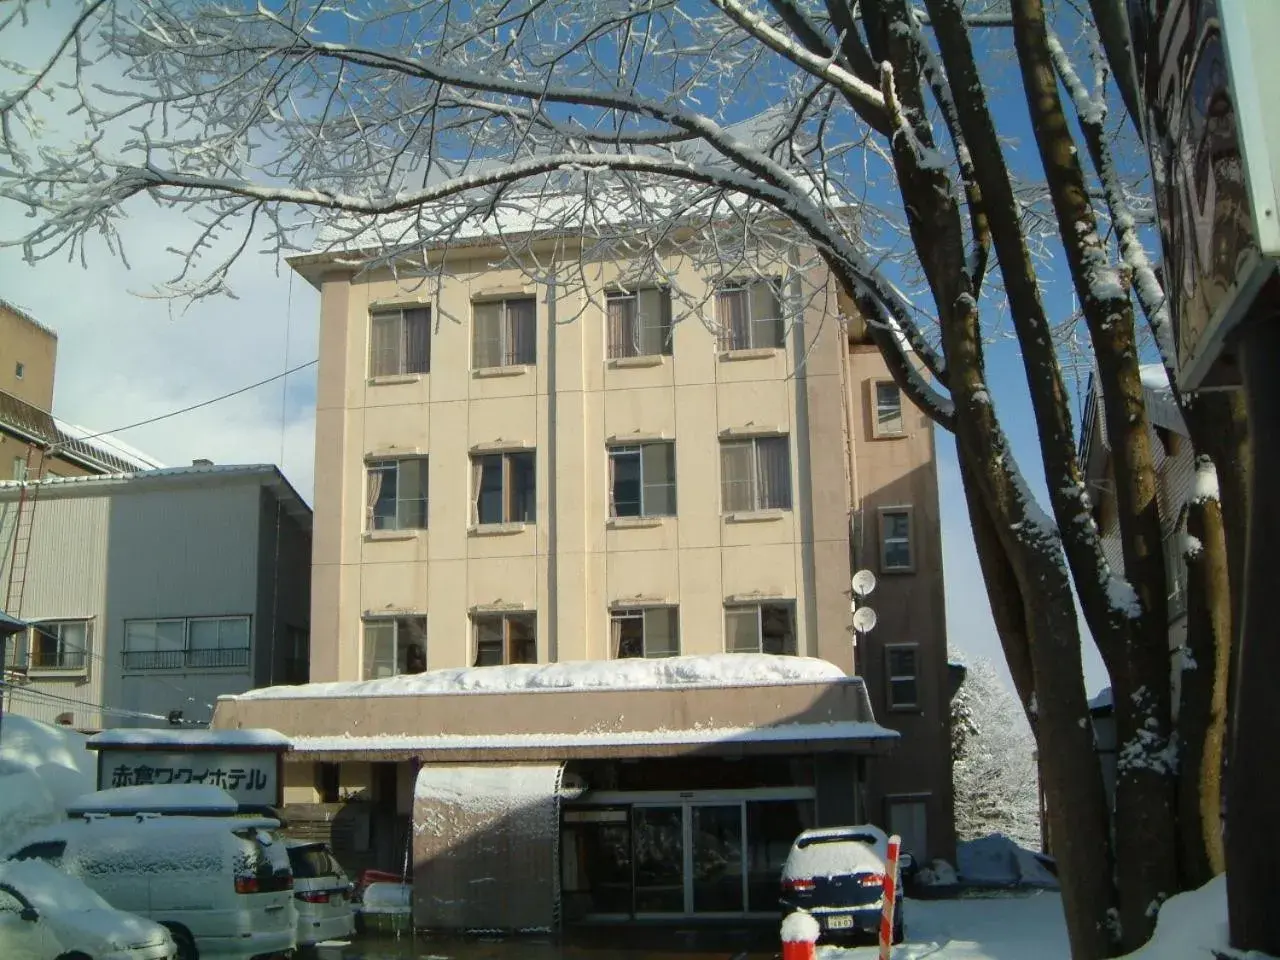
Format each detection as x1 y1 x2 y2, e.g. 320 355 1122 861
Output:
214 227 953 931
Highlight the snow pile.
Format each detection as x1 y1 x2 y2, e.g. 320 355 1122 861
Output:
360 882 412 915
0 768 63 855
0 715 95 853
235 654 847 701
782 910 822 943
0 713 95 781
0 857 117 914
916 860 959 887
1117 874 1231 960
957 835 1058 889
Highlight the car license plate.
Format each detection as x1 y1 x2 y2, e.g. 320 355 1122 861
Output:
826 915 854 930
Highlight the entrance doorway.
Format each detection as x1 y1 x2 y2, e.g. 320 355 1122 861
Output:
562 789 815 921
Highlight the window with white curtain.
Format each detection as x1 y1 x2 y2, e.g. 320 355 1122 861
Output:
608 443 676 517
473 297 536 368
720 436 792 512
607 288 673 358
366 457 429 531
369 306 430 377
716 279 784 351
611 607 679 658
472 451 536 525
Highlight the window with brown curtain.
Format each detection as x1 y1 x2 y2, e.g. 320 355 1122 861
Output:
369 307 430 377
720 436 791 512
716 280 784 350
473 613 537 665
607 288 673 358
473 297 536 368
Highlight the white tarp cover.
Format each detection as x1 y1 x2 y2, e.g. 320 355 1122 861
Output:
412 763 564 933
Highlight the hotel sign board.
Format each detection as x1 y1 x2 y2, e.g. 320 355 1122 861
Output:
1125 0 1280 391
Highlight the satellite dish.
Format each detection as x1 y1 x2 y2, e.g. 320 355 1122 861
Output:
852 605 878 634
851 569 878 599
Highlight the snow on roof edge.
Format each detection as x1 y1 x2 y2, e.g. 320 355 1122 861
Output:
89 727 290 748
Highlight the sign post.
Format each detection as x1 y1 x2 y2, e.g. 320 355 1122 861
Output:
878 834 902 960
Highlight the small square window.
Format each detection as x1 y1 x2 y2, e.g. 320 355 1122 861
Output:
720 436 792 513
363 616 427 680
473 613 537 666
612 607 680 658
472 451 536 525
716 280 785 351
607 289 673 358
369 307 430 377
366 457 429 531
473 297 536 368
725 602 797 655
873 381 905 437
880 508 914 572
886 645 920 710
609 442 676 517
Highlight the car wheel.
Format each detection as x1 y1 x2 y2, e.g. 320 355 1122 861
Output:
893 911 905 945
162 923 199 960
55 953 92 960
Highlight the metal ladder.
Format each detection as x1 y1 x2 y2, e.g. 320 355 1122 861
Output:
5 445 47 618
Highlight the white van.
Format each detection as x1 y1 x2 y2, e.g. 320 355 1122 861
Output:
8 813 297 960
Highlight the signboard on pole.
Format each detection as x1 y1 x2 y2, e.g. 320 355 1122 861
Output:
1126 0 1280 392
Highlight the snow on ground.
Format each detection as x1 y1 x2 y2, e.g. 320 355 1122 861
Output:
234 653 847 701
818 892 1068 960
0 713 95 781
1117 875 1236 960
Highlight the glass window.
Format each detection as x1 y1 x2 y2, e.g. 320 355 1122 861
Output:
369 307 430 377
607 288 673 358
362 617 427 680
608 443 676 518
472 451 535 525
720 436 791 512
473 297 536 368
29 621 89 670
881 509 913 571
367 458 428 531
716 280 784 351
472 613 537 666
887 645 920 709
874 381 905 436
123 617 248 669
725 603 796 655
611 608 679 658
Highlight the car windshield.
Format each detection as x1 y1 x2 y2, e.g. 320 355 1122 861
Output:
288 845 341 879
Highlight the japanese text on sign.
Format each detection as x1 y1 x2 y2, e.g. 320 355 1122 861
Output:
97 750 277 806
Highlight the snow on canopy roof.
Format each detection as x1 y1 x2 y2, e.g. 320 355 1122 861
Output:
234 654 847 702
52 417 165 471
67 784 240 816
88 728 290 748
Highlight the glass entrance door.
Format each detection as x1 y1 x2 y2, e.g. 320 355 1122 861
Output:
632 806 685 914
690 804 745 913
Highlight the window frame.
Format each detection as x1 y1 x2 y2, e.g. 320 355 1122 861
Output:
723 601 798 656
719 435 793 513
607 442 677 518
605 287 673 359
715 278 785 351
885 643 921 711
472 612 538 666
28 619 92 672
610 606 680 658
365 456 429 532
471 450 536 526
872 380 906 438
361 615 428 680
14 361 24 380
879 506 915 573
472 296 537 369
368 304 431 378
122 615 252 670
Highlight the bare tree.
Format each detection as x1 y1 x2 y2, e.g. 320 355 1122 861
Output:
0 0 1242 954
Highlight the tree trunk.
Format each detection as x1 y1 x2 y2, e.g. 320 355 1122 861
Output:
1177 476 1230 886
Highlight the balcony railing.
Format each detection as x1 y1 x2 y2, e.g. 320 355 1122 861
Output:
29 651 87 671
123 648 251 671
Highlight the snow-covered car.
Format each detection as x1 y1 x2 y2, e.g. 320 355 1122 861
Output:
0 858 176 960
780 825 908 944
9 810 297 960
284 841 354 946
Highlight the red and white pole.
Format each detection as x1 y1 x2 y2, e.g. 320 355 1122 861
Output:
878 834 902 960
781 910 820 960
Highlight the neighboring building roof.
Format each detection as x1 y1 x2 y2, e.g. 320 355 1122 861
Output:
88 728 290 749
0 297 58 339
0 389 164 474
0 462 312 530
0 610 26 637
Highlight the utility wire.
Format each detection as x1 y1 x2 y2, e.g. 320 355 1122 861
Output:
46 358 319 453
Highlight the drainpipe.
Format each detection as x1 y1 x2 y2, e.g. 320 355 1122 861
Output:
545 274 559 663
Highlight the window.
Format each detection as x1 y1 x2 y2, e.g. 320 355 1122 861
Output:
880 508 914 572
123 616 250 670
366 457 429 531
720 436 792 513
473 612 537 666
29 620 90 670
608 443 676 517
316 763 340 803
607 288 673 358
12 457 27 482
725 603 797 655
472 451 536 525
716 279 784 351
873 381 905 437
886 645 920 709
10 841 65 865
14 361 23 379
1164 526 1188 620
369 306 430 377
611 607 679 658
886 796 929 860
473 296 536 368
362 616 427 680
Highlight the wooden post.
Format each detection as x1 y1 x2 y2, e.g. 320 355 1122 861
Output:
879 834 902 960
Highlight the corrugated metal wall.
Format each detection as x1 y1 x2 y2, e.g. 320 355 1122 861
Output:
0 494 110 729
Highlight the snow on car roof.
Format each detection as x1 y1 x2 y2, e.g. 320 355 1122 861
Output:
67 784 240 816
0 858 115 913
784 825 890 879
